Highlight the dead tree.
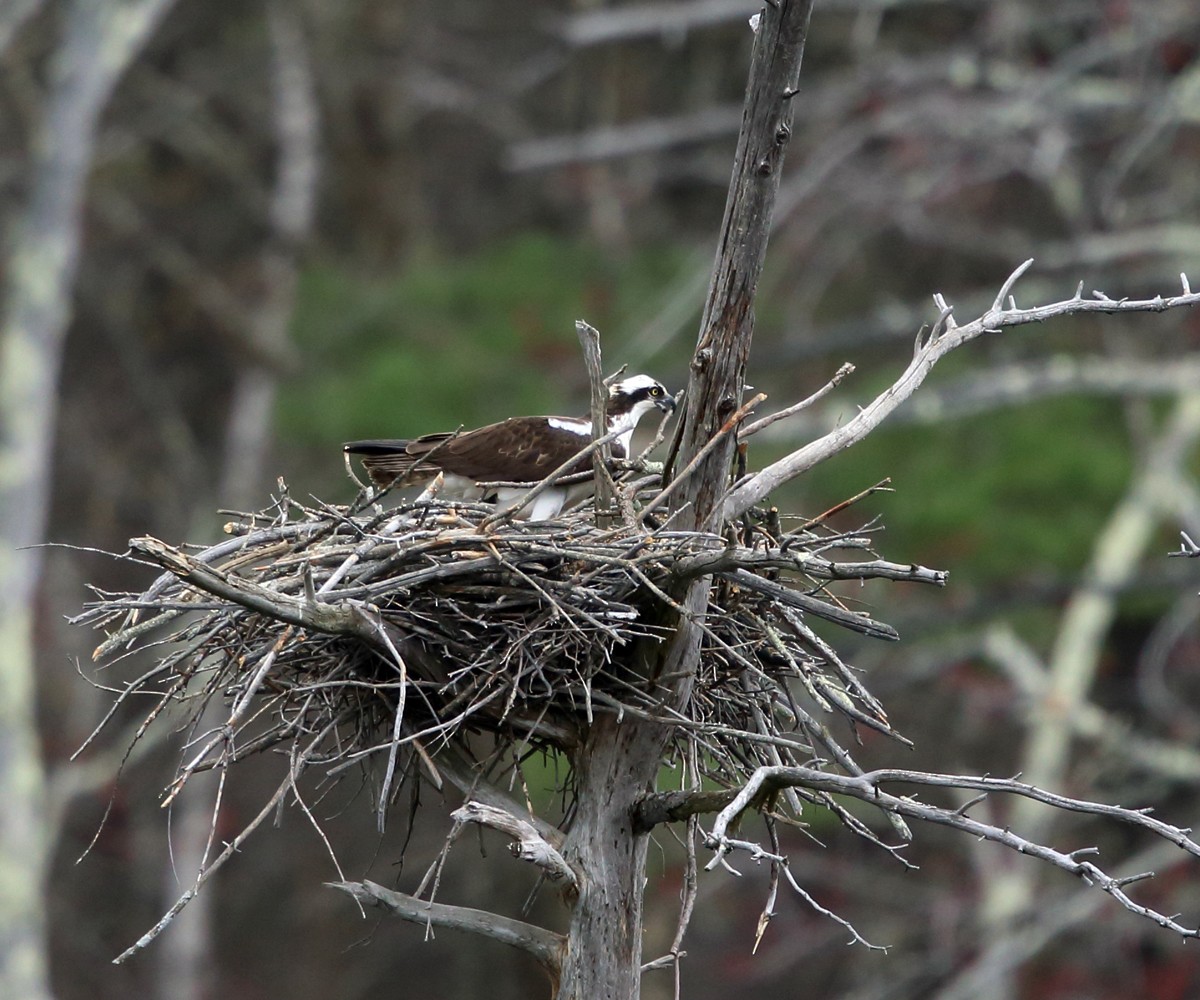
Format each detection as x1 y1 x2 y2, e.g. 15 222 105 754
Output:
76 3 1200 999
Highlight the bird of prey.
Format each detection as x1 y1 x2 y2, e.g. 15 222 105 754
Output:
343 374 675 520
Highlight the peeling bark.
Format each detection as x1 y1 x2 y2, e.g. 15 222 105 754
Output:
556 715 664 1000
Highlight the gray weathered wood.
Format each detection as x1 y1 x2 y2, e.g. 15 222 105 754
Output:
552 4 815 997
331 880 565 976
576 320 616 521
672 0 814 533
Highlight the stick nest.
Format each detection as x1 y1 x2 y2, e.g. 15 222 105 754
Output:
77 480 945 818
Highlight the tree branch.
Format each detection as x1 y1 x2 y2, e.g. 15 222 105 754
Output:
727 569 900 640
634 788 740 833
689 764 1200 937
329 880 564 974
451 801 578 890
1172 530 1200 558
433 748 567 849
126 536 357 634
738 362 855 438
672 547 947 586
724 264 1200 519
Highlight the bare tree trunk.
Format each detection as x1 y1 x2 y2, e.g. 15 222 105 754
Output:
553 5 814 997
0 3 173 998
557 717 660 1000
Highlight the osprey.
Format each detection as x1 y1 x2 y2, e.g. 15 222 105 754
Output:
343 374 675 520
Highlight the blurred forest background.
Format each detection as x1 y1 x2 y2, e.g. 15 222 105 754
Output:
3 1 1200 998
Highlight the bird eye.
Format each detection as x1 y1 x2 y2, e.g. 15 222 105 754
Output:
650 386 662 396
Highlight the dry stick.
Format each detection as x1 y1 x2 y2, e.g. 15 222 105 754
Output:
754 821 782 954
161 627 294 807
114 722 339 963
740 668 806 820
795 478 893 530
496 539 629 638
642 392 767 520
753 648 912 840
320 475 447 594
739 362 856 439
670 543 946 586
729 569 899 641
576 319 616 522
648 738 702 985
412 813 468 922
90 524 315 653
779 607 885 718
1172 529 1200 557
587 690 820 761
365 611 409 832
128 536 357 634
284 732 350 887
76 632 215 757
779 861 887 951
602 363 628 387
436 747 565 848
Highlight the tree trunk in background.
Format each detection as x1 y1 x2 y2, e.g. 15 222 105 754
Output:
152 6 319 1000
0 2 174 998
0 0 44 57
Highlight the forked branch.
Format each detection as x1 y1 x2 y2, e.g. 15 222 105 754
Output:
724 264 1200 519
1172 530 1200 558
642 764 1200 939
451 801 578 889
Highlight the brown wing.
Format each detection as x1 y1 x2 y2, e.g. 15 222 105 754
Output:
346 417 627 488
417 418 591 482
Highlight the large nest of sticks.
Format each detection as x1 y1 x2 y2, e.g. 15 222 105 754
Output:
78 471 945 821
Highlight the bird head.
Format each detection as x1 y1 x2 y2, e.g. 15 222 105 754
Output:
606 374 676 429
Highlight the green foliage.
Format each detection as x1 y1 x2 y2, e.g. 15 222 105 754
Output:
797 395 1133 583
278 233 690 450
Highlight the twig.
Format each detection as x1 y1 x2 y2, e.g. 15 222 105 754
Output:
1171 530 1200 558
739 363 855 439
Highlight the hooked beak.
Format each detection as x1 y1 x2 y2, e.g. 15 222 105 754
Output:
655 392 677 414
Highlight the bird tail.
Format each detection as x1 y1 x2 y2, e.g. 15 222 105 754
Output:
343 439 413 456
343 440 424 488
